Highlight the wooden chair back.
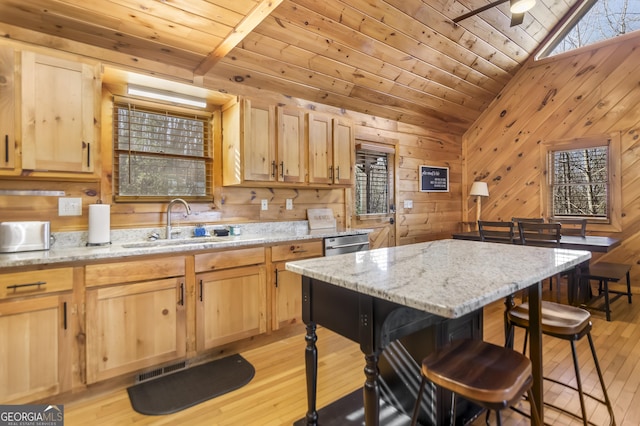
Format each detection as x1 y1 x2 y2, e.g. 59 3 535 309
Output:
551 218 587 237
511 217 545 225
478 221 515 244
518 222 561 247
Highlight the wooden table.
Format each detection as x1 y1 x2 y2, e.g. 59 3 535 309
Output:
286 239 591 426
452 231 621 253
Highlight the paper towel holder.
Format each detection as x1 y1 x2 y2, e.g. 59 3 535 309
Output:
86 202 112 247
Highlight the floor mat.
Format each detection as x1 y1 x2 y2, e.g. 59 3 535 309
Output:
127 354 255 415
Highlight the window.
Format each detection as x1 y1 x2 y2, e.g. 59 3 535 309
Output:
543 134 621 230
539 0 640 59
113 100 212 201
550 146 608 217
355 148 390 215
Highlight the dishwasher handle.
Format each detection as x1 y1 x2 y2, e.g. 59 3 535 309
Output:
325 241 369 250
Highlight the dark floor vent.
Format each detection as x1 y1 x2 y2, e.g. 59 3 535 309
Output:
136 361 187 383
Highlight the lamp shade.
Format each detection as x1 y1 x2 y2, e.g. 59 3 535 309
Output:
510 0 536 14
469 181 489 197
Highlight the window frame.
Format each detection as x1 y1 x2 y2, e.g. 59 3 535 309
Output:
112 96 214 203
541 133 622 232
354 141 395 220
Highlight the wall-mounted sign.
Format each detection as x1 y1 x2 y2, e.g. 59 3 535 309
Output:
419 165 449 192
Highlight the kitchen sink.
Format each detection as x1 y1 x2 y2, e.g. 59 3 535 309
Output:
121 236 227 249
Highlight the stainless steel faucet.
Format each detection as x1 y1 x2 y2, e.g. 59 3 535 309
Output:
166 198 191 239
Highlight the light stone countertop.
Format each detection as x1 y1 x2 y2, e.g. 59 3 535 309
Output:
0 221 371 269
285 239 591 318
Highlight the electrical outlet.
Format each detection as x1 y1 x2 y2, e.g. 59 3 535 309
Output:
404 199 413 209
59 197 82 216
286 199 293 210
261 199 268 211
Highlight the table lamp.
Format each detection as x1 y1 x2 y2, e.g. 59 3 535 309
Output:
469 181 489 224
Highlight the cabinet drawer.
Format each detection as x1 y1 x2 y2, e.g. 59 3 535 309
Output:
0 268 73 299
85 256 185 287
195 247 265 272
271 240 323 261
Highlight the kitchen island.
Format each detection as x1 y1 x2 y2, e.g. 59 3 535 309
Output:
285 239 592 425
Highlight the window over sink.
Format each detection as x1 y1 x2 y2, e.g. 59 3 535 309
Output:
113 99 213 201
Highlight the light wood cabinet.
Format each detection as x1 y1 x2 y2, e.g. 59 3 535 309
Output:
277 106 305 183
85 257 186 383
0 268 73 403
21 51 99 175
195 248 267 351
0 45 16 172
222 99 306 185
307 112 354 185
271 240 324 330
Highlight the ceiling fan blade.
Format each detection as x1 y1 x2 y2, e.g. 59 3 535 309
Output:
510 12 525 26
452 0 509 23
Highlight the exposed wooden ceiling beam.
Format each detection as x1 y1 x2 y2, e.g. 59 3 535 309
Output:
194 0 284 76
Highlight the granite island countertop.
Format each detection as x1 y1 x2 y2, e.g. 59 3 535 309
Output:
285 239 591 318
0 221 371 269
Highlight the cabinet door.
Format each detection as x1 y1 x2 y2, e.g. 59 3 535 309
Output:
196 265 267 351
277 106 305 183
0 293 72 404
85 277 186 383
0 45 15 172
307 112 333 184
332 117 355 185
243 99 276 181
21 52 96 174
273 262 303 330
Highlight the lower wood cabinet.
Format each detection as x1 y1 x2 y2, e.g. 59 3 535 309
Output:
85 277 186 384
84 257 186 384
196 265 267 350
0 268 73 403
271 240 324 330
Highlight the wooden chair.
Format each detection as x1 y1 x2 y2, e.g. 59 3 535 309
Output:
478 220 515 244
506 301 615 425
551 218 587 237
518 222 565 300
410 339 541 426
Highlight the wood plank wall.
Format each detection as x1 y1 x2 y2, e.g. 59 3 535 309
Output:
0 43 462 246
463 31 640 282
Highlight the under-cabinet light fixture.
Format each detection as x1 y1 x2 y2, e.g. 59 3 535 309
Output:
127 84 207 108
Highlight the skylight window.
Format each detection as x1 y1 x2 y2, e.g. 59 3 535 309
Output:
539 0 640 59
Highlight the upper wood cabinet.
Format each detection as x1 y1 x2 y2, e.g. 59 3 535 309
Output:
21 51 99 176
222 98 355 187
222 99 306 185
0 46 16 172
307 112 354 185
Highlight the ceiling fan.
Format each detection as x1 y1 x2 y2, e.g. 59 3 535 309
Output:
453 0 536 27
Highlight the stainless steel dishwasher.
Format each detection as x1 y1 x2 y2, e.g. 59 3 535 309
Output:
323 233 369 256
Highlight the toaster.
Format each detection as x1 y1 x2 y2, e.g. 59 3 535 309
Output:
0 221 51 253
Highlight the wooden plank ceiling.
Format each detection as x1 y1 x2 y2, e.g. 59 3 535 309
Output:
0 0 578 134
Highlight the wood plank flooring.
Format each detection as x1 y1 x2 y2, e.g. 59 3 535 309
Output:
63 286 640 425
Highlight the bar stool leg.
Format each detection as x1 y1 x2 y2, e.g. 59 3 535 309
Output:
570 340 589 426
410 376 427 426
587 332 616 423
604 280 611 322
626 271 632 303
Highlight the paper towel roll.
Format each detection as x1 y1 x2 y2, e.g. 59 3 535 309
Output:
88 204 111 245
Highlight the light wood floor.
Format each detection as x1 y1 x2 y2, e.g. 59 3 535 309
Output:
64 286 640 425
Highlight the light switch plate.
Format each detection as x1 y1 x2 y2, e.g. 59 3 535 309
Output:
404 200 413 209
286 199 293 210
261 199 268 210
59 197 82 216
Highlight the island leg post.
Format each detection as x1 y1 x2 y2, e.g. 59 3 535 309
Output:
305 322 318 425
528 281 543 425
363 352 380 426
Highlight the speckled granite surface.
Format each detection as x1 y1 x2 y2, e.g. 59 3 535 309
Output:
285 239 591 318
0 221 371 268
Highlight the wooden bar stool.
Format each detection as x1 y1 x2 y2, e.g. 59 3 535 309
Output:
507 301 615 425
410 338 541 426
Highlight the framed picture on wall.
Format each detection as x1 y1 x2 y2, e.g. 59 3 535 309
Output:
419 165 449 192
